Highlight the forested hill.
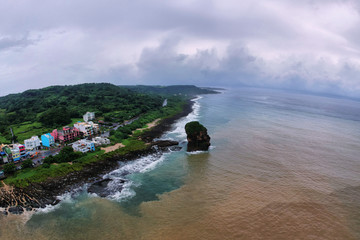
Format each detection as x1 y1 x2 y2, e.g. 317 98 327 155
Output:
0 83 164 142
121 85 219 96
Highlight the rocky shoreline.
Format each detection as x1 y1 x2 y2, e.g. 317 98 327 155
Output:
0 99 194 215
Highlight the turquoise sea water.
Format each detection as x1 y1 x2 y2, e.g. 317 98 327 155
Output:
1 88 360 239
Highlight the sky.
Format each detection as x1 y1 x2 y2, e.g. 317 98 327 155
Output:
1 0 360 97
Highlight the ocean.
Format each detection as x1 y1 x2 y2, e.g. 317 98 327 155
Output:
1 87 360 239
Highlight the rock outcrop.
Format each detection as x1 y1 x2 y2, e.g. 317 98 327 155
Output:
185 121 211 152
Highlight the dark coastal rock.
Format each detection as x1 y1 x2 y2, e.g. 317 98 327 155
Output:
8 206 24 215
87 178 125 197
151 140 179 148
168 146 182 151
185 121 211 152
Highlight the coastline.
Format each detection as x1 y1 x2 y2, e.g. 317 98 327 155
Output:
0 99 195 215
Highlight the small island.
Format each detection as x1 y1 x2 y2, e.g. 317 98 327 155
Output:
185 121 211 152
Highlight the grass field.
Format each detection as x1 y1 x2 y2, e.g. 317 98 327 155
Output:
2 118 85 143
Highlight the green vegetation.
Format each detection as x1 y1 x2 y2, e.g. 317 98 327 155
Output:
122 85 219 96
21 159 33 169
43 147 83 164
3 163 16 175
39 106 71 127
0 83 164 143
11 122 51 143
185 121 207 136
110 96 186 143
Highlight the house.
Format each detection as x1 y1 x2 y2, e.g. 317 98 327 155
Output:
11 148 21 162
52 126 80 143
13 144 26 158
92 137 110 146
41 133 55 148
72 139 95 153
0 151 8 164
24 136 41 150
74 121 99 137
83 112 95 122
1 145 12 162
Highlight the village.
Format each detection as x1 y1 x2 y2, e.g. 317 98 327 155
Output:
0 112 111 177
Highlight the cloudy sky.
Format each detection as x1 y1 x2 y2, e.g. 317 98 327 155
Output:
1 0 360 97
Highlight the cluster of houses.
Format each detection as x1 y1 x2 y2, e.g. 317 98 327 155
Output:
0 112 111 164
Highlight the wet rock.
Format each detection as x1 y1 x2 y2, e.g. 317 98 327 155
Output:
8 206 24 215
87 178 125 197
151 140 179 148
168 146 182 151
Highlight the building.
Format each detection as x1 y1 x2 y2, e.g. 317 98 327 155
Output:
11 148 21 162
13 144 26 158
1 145 12 163
24 136 41 150
74 121 99 137
52 126 80 143
0 151 8 164
83 112 95 122
72 139 95 153
92 137 110 146
41 133 55 148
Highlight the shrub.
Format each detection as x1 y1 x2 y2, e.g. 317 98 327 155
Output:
22 159 33 169
185 121 207 136
42 163 51 168
3 163 16 175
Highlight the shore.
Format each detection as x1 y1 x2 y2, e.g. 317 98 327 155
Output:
0 99 194 215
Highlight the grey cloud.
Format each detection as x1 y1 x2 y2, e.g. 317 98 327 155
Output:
0 0 360 97
0 35 34 51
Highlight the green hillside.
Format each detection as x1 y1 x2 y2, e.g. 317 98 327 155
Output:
0 83 164 143
121 85 219 96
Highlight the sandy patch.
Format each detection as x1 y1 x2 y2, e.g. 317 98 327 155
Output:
101 143 125 153
133 118 161 134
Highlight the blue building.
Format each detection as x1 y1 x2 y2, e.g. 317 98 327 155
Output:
41 133 55 148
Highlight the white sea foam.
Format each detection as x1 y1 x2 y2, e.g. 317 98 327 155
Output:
164 96 202 140
107 180 136 201
104 153 168 201
35 185 88 214
186 150 208 155
36 204 59 214
186 146 215 155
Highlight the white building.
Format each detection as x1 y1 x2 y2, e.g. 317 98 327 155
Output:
72 139 95 153
74 121 99 137
24 136 41 150
83 112 95 122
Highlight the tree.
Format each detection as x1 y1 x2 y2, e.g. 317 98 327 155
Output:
3 163 16 175
21 159 33 169
39 107 71 127
185 121 207 136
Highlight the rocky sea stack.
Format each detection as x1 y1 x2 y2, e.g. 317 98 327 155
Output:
185 121 211 152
